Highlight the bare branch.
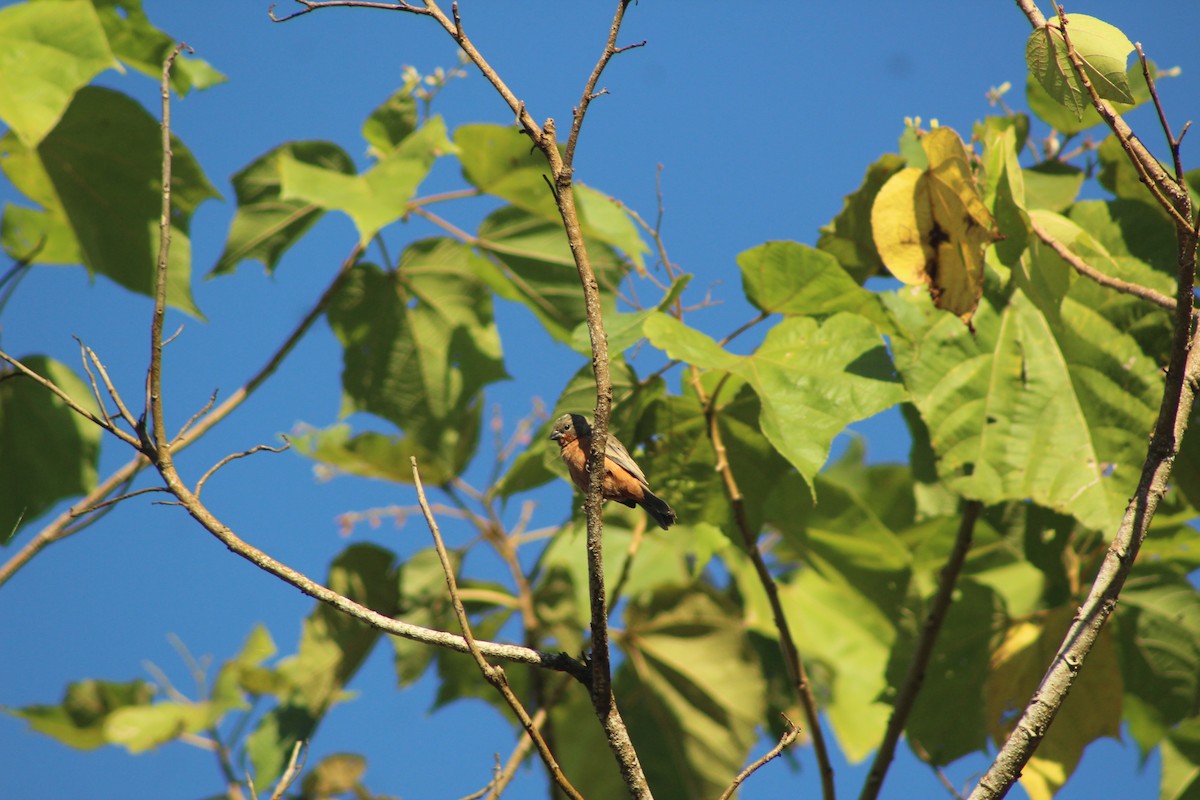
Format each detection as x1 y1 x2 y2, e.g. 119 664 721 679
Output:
146 43 191 463
411 458 584 800
564 0 640 166
268 0 428 23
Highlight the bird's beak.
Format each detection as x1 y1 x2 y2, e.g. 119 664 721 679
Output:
549 430 561 441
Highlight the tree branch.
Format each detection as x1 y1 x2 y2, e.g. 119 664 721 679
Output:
1029 217 1180 312
411 458 584 800
860 501 981 800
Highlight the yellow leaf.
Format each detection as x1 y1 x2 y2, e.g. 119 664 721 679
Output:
870 167 933 284
871 126 1002 326
985 606 1123 800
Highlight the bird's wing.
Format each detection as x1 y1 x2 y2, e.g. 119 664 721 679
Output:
605 436 649 488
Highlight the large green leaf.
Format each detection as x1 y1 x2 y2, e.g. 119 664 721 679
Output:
886 261 1160 532
644 311 905 491
89 0 225 95
1025 14 1134 122
0 355 100 540
212 141 355 275
473 205 623 344
612 586 766 799
324 241 505 476
35 86 217 315
738 240 890 327
1026 57 1173 134
279 116 455 244
0 0 115 146
246 544 399 788
290 422 462 487
1115 573 1200 754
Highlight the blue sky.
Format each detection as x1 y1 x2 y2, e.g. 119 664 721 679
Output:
2 1 1198 797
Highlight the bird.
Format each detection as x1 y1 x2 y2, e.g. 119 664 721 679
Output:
548 412 676 530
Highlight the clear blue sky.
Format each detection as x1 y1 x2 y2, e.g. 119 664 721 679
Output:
2 1 1197 797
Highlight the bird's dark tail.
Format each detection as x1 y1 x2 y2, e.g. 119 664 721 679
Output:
639 490 676 530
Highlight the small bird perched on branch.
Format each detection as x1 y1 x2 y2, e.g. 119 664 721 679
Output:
549 412 676 530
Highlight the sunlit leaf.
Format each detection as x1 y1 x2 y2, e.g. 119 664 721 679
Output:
1026 14 1134 121
739 240 891 327
0 0 115 146
645 311 905 491
872 127 1001 324
36 87 218 315
91 0 226 94
213 141 354 275
279 116 455 244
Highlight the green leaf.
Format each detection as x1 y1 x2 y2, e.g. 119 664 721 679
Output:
981 122 1029 268
279 116 455 244
104 701 213 753
816 153 906 283
91 0 226 95
613 586 766 799
473 205 622 343
738 240 891 327
36 86 218 315
1161 717 1200 800
1025 14 1134 122
326 241 505 473
0 0 115 146
211 624 278 706
645 311 905 491
247 544 399 788
212 141 355 275
362 86 419 159
1026 56 1174 134
887 580 999 764
7 679 154 750
391 548 456 687
886 271 1159 533
0 355 101 540
1023 161 1085 212
779 561 894 761
455 123 645 266
290 423 460 486
1115 573 1200 751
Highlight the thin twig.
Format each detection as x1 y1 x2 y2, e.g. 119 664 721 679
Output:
860 501 982 800
269 740 307 800
1135 43 1187 184
564 0 642 167
411 458 584 800
196 442 290 499
717 716 801 800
